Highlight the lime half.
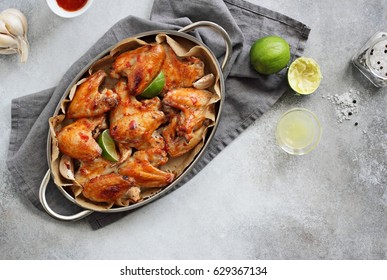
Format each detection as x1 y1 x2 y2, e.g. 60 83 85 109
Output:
97 129 119 162
288 57 322 95
139 71 165 98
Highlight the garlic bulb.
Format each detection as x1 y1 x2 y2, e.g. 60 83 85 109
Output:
0 8 29 62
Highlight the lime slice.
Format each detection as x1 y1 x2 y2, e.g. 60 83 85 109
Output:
139 71 165 98
97 129 119 162
288 57 322 95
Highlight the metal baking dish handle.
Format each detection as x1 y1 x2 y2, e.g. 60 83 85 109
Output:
178 21 232 71
39 170 93 221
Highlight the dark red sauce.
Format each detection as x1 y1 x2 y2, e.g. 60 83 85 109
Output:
56 0 88 12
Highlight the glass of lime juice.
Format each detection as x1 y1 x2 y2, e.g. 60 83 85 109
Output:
275 108 322 155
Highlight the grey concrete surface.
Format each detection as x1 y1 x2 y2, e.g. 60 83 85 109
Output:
0 0 386 260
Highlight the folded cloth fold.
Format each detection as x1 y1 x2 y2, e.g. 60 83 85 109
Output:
6 0 310 229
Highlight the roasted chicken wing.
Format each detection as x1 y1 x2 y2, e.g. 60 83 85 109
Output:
119 150 174 188
162 88 214 157
162 116 206 157
82 173 135 203
161 44 205 92
109 80 166 147
163 88 214 136
75 157 115 186
57 116 105 162
67 70 118 119
111 44 166 96
118 129 172 188
135 131 168 165
75 157 135 204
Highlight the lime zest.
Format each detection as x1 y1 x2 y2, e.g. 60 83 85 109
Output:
139 71 165 98
97 129 119 162
288 57 322 95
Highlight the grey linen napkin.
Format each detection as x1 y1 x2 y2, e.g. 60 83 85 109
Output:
6 0 310 229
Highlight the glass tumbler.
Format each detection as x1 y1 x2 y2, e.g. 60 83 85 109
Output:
275 108 322 155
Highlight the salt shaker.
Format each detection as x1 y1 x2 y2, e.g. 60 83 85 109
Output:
352 32 387 87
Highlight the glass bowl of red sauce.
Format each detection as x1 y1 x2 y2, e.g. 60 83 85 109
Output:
46 0 93 18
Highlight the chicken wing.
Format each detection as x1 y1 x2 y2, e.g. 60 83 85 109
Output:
57 116 105 161
111 44 166 96
119 150 174 188
67 70 118 119
118 129 173 188
161 44 205 92
163 88 214 137
162 88 214 157
74 157 135 203
162 116 206 158
82 173 135 203
135 131 168 166
110 111 165 146
109 80 166 147
75 157 115 186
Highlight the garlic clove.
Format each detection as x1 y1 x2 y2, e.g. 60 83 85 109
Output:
0 33 18 48
1 9 28 34
0 12 25 37
0 47 17 54
0 18 11 34
17 37 28 63
59 154 76 181
193 73 215 89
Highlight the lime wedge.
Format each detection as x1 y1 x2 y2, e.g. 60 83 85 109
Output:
288 57 322 95
139 71 165 98
97 130 119 162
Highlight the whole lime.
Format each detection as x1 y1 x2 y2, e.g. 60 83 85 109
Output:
249 36 291 75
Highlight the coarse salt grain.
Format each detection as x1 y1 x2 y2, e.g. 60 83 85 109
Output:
323 90 359 123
